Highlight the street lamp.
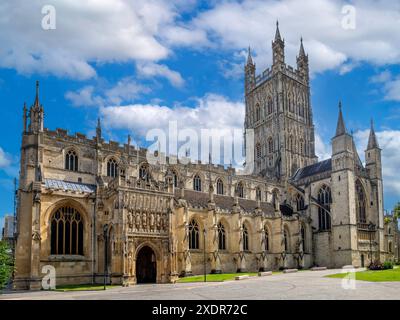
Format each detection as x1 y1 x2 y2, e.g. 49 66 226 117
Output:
103 224 109 290
203 228 207 282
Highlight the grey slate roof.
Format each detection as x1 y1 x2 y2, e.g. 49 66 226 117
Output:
44 179 96 193
291 158 332 182
177 189 275 214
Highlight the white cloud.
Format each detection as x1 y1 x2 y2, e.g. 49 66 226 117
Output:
354 129 400 200
315 133 331 161
101 94 245 164
188 0 400 74
65 86 103 107
101 93 244 135
369 71 400 102
0 148 11 168
2 1 400 79
65 77 149 107
136 62 185 87
105 78 150 105
0 0 185 79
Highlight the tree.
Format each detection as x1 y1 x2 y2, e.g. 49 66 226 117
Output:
394 202 400 220
0 241 14 289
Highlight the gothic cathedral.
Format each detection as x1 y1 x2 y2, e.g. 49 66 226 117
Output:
14 24 396 289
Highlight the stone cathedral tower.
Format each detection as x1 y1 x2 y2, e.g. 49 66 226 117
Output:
244 22 318 180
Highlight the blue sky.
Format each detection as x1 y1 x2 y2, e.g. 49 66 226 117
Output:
0 0 400 229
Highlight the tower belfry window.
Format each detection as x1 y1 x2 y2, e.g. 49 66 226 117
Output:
65 150 78 172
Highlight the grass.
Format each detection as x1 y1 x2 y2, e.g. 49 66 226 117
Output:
326 267 400 282
51 284 121 292
176 271 285 283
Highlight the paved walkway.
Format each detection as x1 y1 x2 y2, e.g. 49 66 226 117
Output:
1 269 399 300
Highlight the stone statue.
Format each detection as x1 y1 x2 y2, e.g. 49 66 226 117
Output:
135 212 141 229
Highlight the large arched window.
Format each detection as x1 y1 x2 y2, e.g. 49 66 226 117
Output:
218 222 226 250
355 180 366 223
301 225 306 252
65 150 78 172
193 175 202 191
296 193 305 211
189 220 199 250
284 229 290 252
139 164 149 181
264 226 270 252
107 158 118 178
318 185 332 231
243 224 249 251
237 182 244 198
51 206 83 255
216 178 224 195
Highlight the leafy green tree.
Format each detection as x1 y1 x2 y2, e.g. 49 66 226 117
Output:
394 202 400 220
0 241 14 289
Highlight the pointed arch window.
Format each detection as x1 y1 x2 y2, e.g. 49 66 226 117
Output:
216 178 224 195
51 206 83 255
267 97 273 115
256 143 262 159
256 187 262 201
296 194 305 211
255 104 261 122
65 150 78 172
318 185 332 231
299 104 305 117
193 175 202 191
107 158 118 178
189 220 199 250
243 225 249 251
284 229 289 252
139 164 150 182
171 170 178 188
355 180 366 223
272 189 279 210
218 222 226 250
289 136 294 152
268 137 274 154
237 182 245 198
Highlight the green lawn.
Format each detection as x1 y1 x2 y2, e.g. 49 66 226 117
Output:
52 284 121 292
326 267 400 282
176 272 283 283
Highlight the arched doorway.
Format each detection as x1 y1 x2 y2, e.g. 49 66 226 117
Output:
136 246 157 284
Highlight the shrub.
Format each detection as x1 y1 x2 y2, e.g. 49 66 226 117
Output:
0 241 14 289
368 262 384 270
368 261 394 270
382 261 394 270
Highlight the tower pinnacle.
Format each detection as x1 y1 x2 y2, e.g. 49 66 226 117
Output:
299 37 306 57
246 46 254 65
335 101 347 136
34 80 40 107
275 20 282 41
367 118 380 149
